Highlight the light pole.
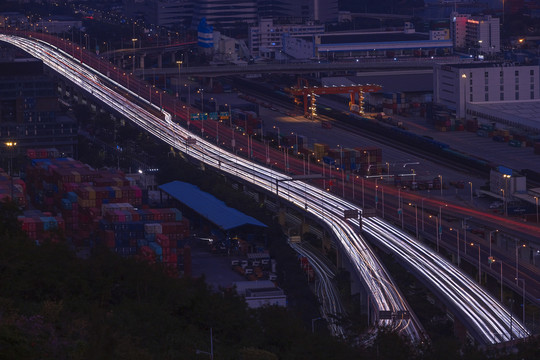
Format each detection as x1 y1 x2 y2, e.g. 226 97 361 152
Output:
362 177 365 208
493 259 504 302
5 141 16 201
489 229 498 268
438 174 443 196
430 215 439 252
375 177 379 209
131 37 137 71
501 189 506 216
503 174 511 215
470 242 481 284
195 328 214 359
516 278 525 323
363 151 371 175
273 125 281 148
175 60 182 97
421 198 425 231
515 242 526 283
298 152 306 175
461 73 467 119
341 167 345 198
468 181 473 202
535 196 538 223
450 227 460 266
381 186 385 218
409 202 418 238
352 175 358 200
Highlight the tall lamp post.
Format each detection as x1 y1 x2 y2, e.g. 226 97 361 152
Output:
5 141 16 201
461 73 467 120
438 174 443 196
489 229 498 268
493 259 504 303
409 202 418 238
429 215 439 252
131 38 137 71
450 227 460 266
535 196 538 223
468 181 473 202
175 60 182 97
515 242 526 283
470 242 481 284
516 278 525 324
501 189 506 216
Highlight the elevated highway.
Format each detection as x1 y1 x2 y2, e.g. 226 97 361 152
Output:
0 31 530 346
133 58 446 77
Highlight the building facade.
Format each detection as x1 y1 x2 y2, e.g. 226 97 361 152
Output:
249 18 324 57
434 62 540 121
191 0 258 31
0 54 77 157
451 12 500 54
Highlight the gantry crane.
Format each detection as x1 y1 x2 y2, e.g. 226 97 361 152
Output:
285 78 382 118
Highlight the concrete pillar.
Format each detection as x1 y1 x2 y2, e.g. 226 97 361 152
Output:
208 77 213 89
157 53 163 68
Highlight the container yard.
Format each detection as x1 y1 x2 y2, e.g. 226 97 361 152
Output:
16 150 193 276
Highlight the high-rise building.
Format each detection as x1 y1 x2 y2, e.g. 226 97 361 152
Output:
286 0 338 23
249 18 324 57
123 0 193 29
0 49 77 157
191 0 258 31
257 0 293 19
450 12 500 54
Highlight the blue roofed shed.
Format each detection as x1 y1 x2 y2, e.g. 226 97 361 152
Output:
158 181 267 231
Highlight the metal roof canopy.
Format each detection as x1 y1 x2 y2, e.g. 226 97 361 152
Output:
158 181 267 231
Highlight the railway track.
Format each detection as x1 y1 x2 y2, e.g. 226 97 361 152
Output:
230 76 540 188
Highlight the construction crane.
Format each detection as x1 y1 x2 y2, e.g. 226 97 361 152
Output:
285 78 382 118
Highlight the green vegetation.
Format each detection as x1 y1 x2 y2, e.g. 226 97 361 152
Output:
0 199 362 359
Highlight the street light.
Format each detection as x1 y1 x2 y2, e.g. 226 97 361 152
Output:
535 196 538 223
503 174 511 216
5 141 16 201
131 38 137 71
450 227 460 266
195 328 214 359
516 277 525 323
409 202 418 238
468 181 473 202
489 229 498 268
500 189 506 216
429 215 439 252
492 258 504 302
175 60 182 97
298 152 306 175
421 198 425 231
273 125 281 148
470 242 481 284
461 73 467 119
438 174 443 196
515 242 526 283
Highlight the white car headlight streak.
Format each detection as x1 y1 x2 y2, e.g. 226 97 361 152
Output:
1 33 528 345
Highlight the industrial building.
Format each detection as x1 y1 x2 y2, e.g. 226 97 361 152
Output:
0 50 77 158
283 23 453 61
433 62 540 132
